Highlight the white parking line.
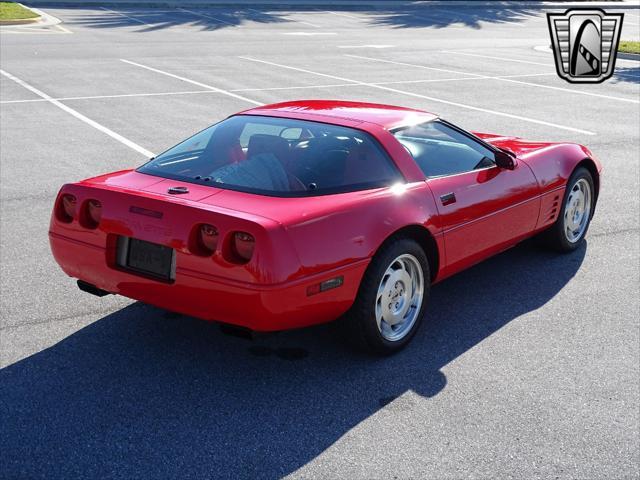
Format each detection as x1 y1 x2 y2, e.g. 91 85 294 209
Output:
247 8 322 28
0 69 154 157
442 50 550 66
324 10 361 20
239 56 596 135
0 24 72 35
232 82 354 91
179 8 235 26
348 54 640 104
0 28 64 35
338 45 395 49
0 89 220 104
345 54 481 78
294 20 322 28
392 11 469 29
120 59 263 106
495 74 639 104
433 7 526 27
246 8 321 28
0 73 558 106
55 24 73 34
100 7 151 26
378 72 557 83
282 32 337 35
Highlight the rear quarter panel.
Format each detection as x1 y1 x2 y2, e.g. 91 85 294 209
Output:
280 182 442 279
199 183 443 292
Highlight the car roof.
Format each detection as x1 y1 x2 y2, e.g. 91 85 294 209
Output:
238 100 438 130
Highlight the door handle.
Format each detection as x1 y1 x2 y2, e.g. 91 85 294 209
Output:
440 192 456 206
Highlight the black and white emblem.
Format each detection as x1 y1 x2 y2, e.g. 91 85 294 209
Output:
547 9 624 84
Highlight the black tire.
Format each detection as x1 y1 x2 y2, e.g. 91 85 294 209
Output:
343 237 430 355
539 167 595 252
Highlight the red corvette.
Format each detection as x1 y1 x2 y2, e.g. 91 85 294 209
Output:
49 100 601 353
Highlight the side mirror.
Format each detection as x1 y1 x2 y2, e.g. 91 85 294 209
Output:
495 149 517 170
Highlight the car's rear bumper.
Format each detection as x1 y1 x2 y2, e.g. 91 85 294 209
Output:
50 232 369 331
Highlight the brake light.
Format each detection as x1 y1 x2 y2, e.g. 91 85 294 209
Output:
232 232 255 262
82 199 102 229
199 224 219 254
57 194 77 222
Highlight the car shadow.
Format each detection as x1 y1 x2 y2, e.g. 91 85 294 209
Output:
0 240 586 479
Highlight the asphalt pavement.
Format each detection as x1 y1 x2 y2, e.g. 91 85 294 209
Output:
1 3 639 479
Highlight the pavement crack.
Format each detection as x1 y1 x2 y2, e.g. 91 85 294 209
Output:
0 305 129 331
591 227 640 238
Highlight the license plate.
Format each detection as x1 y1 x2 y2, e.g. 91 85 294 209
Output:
116 237 175 281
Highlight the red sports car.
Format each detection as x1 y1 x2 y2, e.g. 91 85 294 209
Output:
49 100 601 354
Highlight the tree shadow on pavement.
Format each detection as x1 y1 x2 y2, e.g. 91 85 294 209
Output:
0 240 586 479
612 66 640 84
67 8 290 32
369 4 541 30
61 3 548 32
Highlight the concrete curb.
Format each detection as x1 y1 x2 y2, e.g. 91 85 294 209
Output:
0 17 40 25
618 52 640 61
0 3 63 28
0 2 41 25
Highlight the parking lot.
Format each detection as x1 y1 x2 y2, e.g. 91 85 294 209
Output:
1 2 639 478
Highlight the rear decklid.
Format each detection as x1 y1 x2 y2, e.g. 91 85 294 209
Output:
78 170 381 226
50 170 302 285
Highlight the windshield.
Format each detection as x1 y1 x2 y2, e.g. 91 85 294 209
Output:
138 115 402 197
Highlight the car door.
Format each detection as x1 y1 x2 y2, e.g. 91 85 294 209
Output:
392 121 540 277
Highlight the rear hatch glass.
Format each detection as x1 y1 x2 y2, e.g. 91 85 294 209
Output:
137 115 402 197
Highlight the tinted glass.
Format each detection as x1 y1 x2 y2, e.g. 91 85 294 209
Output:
393 121 495 177
138 115 402 197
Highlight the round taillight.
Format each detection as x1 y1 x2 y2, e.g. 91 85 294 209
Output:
199 224 219 254
233 231 255 262
58 194 77 223
83 199 102 229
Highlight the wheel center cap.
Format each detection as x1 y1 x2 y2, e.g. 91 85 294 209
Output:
384 271 412 325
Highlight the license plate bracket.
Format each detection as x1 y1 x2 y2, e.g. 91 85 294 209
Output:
116 236 175 282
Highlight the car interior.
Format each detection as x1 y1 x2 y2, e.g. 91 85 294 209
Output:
143 117 499 193
145 117 401 194
392 121 497 178
209 128 400 193
394 136 495 177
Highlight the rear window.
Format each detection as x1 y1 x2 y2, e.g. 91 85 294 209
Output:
138 115 402 197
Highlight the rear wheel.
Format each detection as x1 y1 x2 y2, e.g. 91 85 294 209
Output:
540 167 595 252
344 238 430 355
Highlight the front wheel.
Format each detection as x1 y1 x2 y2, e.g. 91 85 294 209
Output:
540 166 595 252
344 238 430 355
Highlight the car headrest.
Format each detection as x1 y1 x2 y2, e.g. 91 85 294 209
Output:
247 134 290 163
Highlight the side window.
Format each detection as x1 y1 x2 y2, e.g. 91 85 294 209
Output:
393 121 495 177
